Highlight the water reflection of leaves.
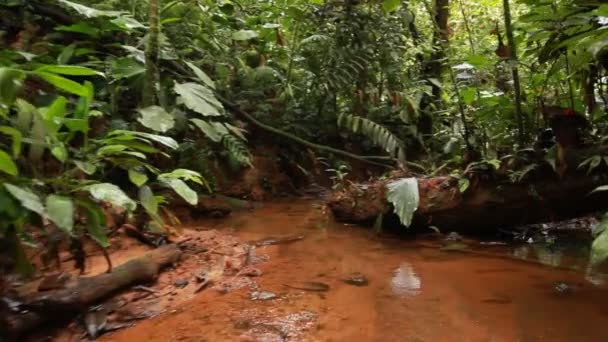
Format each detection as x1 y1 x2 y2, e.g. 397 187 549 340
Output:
390 262 421 297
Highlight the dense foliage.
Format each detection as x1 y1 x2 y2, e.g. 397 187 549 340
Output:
3 0 608 273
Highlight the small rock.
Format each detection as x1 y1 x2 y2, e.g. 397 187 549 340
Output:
444 232 463 241
251 291 278 301
174 278 189 289
342 272 369 287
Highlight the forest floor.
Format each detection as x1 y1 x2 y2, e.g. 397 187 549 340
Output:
22 200 608 342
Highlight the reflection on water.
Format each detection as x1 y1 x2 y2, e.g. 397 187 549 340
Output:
390 262 421 297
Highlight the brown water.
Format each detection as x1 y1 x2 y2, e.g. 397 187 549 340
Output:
105 201 608 342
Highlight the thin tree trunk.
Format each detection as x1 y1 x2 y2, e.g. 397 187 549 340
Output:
143 0 160 106
419 0 450 134
502 0 525 145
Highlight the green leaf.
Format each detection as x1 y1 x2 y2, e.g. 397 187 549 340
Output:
34 71 88 97
64 118 89 133
592 185 608 194
0 149 18 176
128 169 148 187
51 143 68 163
111 57 145 80
137 106 175 133
139 185 158 216
161 178 198 205
108 130 179 149
86 183 137 211
591 214 608 266
58 0 122 18
386 178 419 227
41 96 67 133
159 168 203 184
383 0 401 13
4 183 45 216
56 22 100 36
57 43 76 64
185 61 216 90
174 82 223 117
77 200 110 248
35 65 104 77
190 118 222 142
458 178 470 193
97 144 128 156
110 16 145 30
232 30 259 41
0 126 22 158
46 195 74 234
0 68 25 107
461 87 477 105
74 160 97 175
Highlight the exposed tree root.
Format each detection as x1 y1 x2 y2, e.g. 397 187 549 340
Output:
2 244 182 340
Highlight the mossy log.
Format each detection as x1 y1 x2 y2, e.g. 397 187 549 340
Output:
327 175 608 233
2 244 181 340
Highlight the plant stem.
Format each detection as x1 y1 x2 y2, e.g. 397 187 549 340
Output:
502 0 525 145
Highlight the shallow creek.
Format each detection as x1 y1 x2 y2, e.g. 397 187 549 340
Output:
104 201 608 342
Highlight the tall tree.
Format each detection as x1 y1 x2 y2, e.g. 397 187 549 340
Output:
143 0 160 106
418 0 450 144
502 0 525 145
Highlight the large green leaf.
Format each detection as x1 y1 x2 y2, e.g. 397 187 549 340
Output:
108 130 179 149
58 0 122 18
161 178 198 205
46 195 74 234
174 82 223 117
111 57 145 79
0 149 18 176
185 61 216 89
190 119 223 142
159 168 203 184
33 71 88 97
4 183 45 216
386 178 419 227
86 183 137 211
137 106 175 133
35 65 104 77
128 169 148 187
139 185 158 216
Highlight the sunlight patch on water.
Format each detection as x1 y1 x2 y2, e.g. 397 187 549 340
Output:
390 262 421 297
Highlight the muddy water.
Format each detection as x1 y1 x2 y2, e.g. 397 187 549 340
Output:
106 201 608 342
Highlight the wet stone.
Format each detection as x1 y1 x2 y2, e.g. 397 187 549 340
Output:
342 272 369 286
251 291 278 301
174 279 189 289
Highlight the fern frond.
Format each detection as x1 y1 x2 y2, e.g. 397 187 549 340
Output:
337 113 406 160
222 134 252 166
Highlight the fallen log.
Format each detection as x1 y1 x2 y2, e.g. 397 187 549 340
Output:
327 174 608 233
3 244 181 340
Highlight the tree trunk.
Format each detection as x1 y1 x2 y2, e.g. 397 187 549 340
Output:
502 0 526 145
327 173 608 234
3 244 181 340
418 0 450 142
143 0 160 106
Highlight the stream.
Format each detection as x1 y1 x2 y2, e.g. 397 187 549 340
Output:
103 200 608 341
